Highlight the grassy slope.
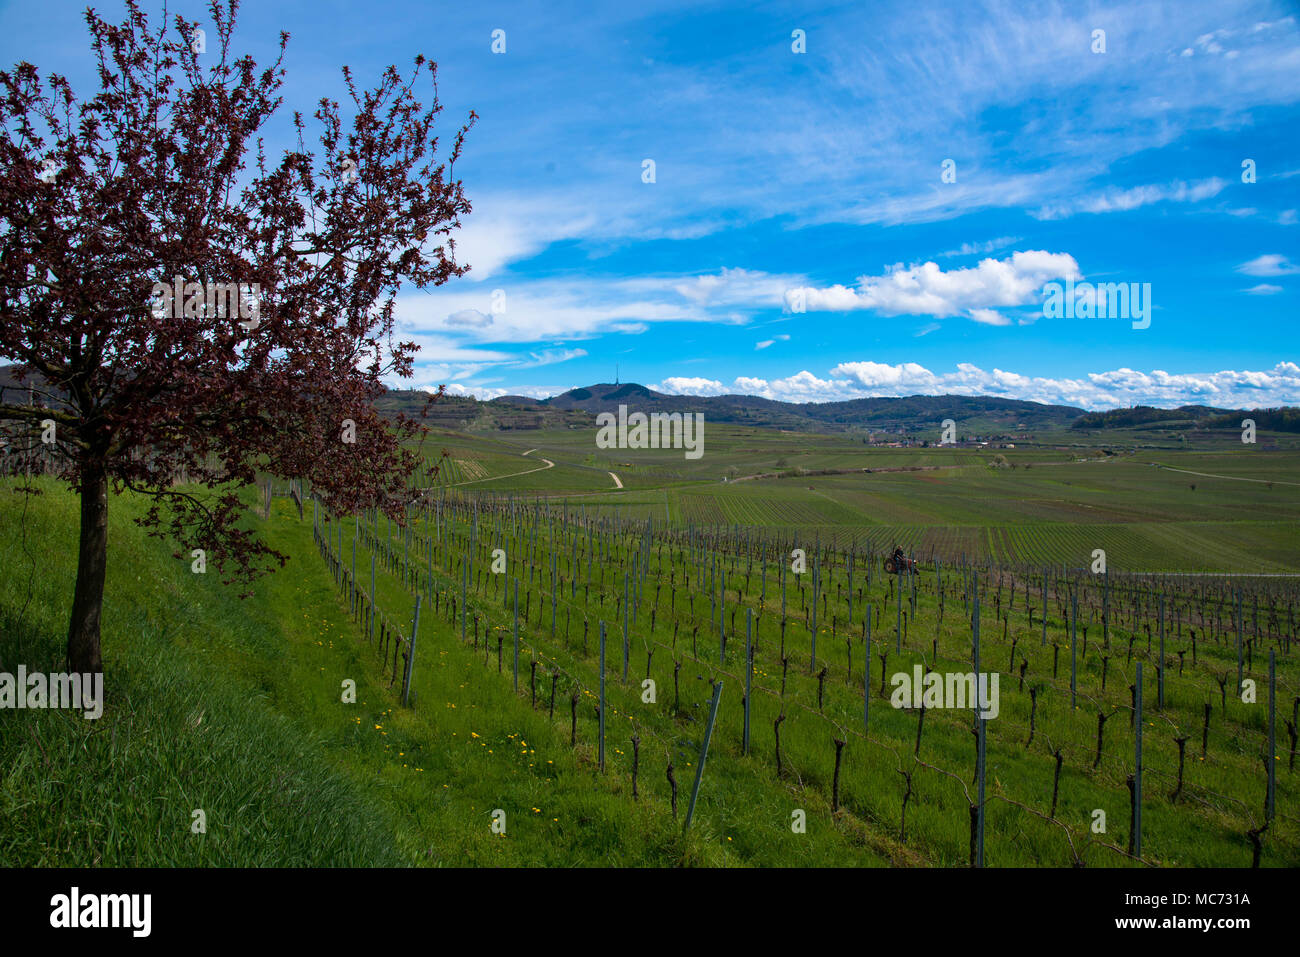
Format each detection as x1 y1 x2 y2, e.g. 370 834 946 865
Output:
0 480 894 866
4 422 1295 867
0 479 397 865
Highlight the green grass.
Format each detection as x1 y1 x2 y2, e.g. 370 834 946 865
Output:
0 479 900 866
4 418 1297 867
0 480 396 866
340 484 1299 867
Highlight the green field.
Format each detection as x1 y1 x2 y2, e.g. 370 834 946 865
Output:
429 425 1300 573
2 420 1297 867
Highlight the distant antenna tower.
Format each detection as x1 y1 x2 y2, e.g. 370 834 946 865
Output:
615 363 619 385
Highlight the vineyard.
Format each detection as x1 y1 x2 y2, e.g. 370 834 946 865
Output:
4 424 1297 868
308 480 1299 867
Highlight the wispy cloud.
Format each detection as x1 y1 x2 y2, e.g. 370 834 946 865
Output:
1237 254 1300 276
516 348 588 368
1033 179 1228 220
937 237 1021 258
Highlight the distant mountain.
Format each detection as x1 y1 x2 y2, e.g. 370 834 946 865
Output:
1070 405 1230 430
9 364 1291 437
1069 404 1300 433
534 382 1084 432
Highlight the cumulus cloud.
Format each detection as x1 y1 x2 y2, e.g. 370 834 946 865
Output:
646 362 1300 410
440 382 559 401
832 361 941 392
652 376 727 396
784 251 1080 321
969 308 1011 326
1237 254 1300 277
460 360 1300 410
757 361 1300 409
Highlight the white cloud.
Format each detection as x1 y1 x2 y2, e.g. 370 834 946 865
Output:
392 334 514 364
457 361 1300 411
440 383 559 401
407 267 804 348
672 268 791 307
1033 179 1227 220
937 236 1022 258
446 308 493 328
785 251 1080 319
969 308 1011 326
723 360 1300 410
517 348 588 368
833 361 940 392
652 376 727 396
451 193 602 280
1244 283 1283 295
1237 254 1300 277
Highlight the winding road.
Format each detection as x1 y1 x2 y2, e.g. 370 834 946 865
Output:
448 448 554 487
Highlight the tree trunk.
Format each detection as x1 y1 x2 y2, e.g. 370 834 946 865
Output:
67 463 108 674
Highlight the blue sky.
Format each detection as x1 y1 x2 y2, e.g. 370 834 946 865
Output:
4 0 1298 409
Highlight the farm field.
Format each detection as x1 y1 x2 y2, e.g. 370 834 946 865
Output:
2 420 1296 868
441 425 1300 574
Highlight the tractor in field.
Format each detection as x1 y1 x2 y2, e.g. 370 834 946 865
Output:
884 546 918 574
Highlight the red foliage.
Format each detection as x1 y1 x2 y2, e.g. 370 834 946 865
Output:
0 0 474 671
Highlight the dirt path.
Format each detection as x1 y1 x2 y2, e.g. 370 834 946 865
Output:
609 471 623 489
450 450 554 487
1153 464 1300 487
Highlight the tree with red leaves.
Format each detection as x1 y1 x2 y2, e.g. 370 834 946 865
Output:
0 1 474 675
